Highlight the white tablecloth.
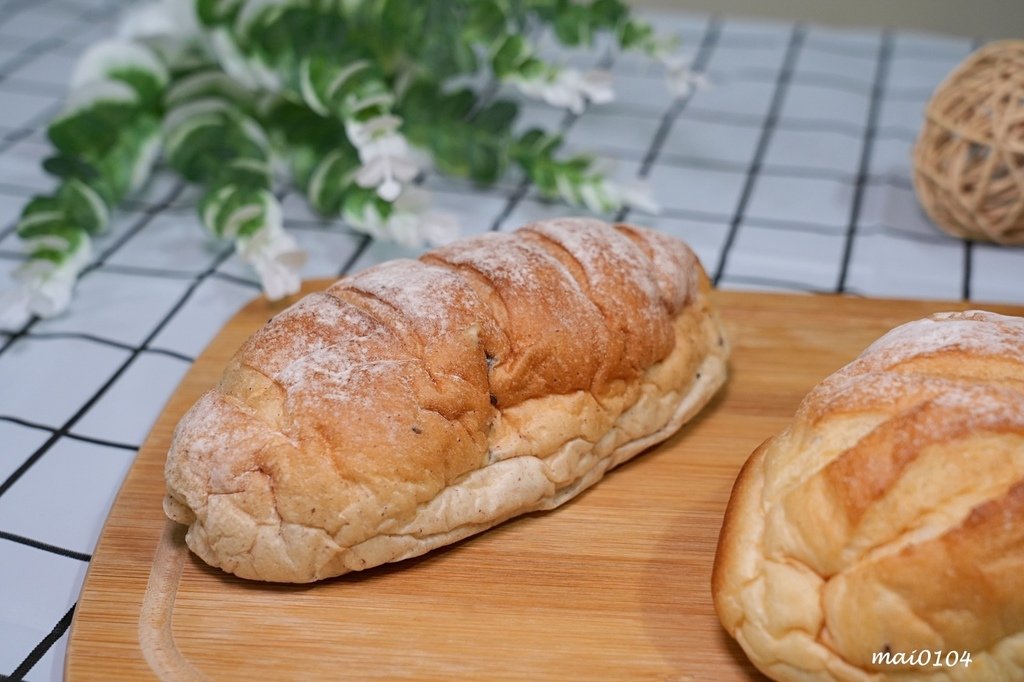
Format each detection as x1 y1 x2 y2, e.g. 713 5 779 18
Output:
1 1 1021 679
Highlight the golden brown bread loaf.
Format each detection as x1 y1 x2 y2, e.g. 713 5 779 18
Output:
164 218 728 582
713 310 1024 681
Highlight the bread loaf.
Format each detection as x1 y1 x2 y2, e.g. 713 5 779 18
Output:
164 218 728 582
713 310 1024 681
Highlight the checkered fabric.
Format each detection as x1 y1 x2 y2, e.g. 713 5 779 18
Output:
1 2 1021 679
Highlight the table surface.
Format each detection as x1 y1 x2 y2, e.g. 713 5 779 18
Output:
0 1 1021 680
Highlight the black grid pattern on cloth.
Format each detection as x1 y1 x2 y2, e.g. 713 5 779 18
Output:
711 23 806 286
0 3 1018 680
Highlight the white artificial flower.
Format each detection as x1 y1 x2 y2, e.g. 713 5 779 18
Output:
393 188 459 245
345 114 400 147
516 72 581 113
666 67 708 99
232 191 307 296
577 181 609 214
354 136 419 202
560 155 661 215
559 175 660 216
511 68 615 115
346 116 419 202
654 50 709 99
345 188 458 248
616 179 661 214
235 223 307 301
0 288 33 330
0 238 93 327
555 171 580 207
344 201 386 241
514 73 580 113
574 69 615 107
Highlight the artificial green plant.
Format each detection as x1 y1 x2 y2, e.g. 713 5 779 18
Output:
1 0 696 325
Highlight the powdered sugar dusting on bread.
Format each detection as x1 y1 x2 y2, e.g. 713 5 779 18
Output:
931 381 1024 424
167 391 286 509
860 311 1024 368
804 371 922 417
615 225 699 313
242 293 390 379
437 231 567 294
175 392 262 460
532 219 637 283
286 357 410 406
801 311 1024 421
277 336 407 398
812 371 1021 421
345 260 470 335
527 218 662 309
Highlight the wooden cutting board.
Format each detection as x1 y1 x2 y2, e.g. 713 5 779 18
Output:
64 285 1024 681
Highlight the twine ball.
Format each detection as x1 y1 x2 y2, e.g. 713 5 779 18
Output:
913 40 1024 245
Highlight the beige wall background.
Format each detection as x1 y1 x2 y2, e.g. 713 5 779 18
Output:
631 0 1024 39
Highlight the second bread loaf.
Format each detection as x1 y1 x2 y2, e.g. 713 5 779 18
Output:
714 310 1024 681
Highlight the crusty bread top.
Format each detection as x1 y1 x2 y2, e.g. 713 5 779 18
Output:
220 219 699 494
165 218 715 581
233 220 698 409
713 310 1024 680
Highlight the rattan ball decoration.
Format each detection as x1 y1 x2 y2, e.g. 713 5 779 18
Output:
913 40 1024 245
